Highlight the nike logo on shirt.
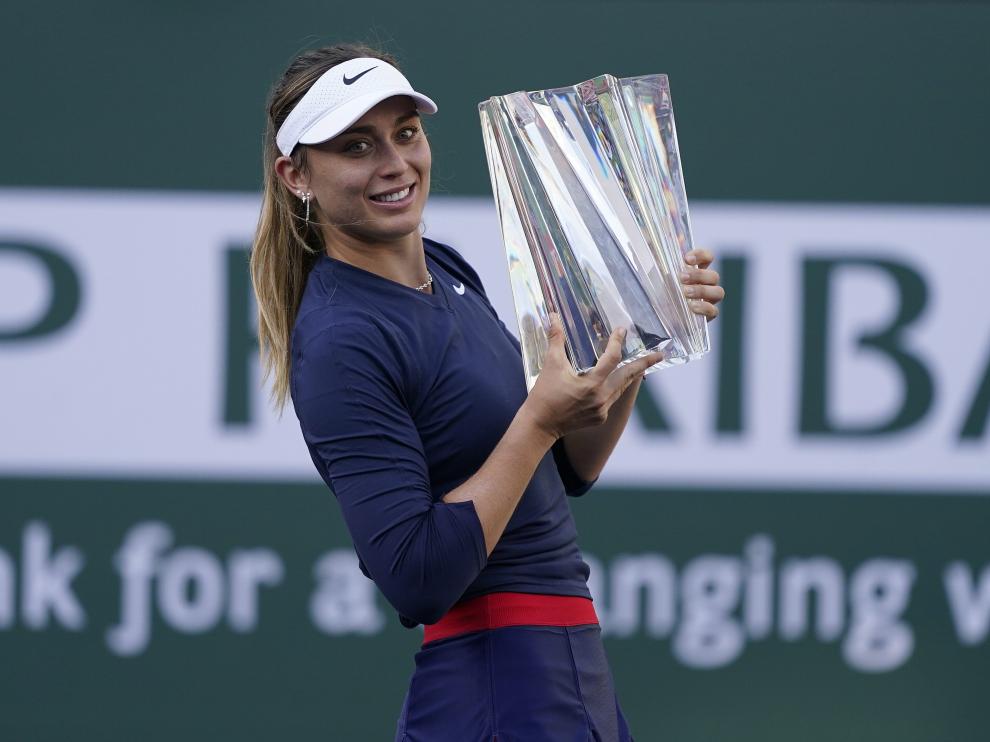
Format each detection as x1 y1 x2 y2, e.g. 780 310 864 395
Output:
343 66 377 85
453 282 466 295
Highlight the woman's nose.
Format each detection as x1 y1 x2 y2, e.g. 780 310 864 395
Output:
376 141 408 177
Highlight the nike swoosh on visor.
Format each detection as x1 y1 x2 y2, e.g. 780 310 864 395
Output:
343 66 377 85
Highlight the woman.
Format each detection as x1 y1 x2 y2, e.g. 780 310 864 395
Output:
251 43 724 741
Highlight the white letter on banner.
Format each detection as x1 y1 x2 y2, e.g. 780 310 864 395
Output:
843 559 916 672
310 550 384 635
944 562 990 645
673 556 744 668
21 521 86 630
227 549 284 632
157 547 225 633
779 558 845 641
106 522 172 656
743 534 775 640
609 554 677 639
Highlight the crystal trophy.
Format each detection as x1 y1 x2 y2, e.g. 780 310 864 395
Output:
479 73 710 390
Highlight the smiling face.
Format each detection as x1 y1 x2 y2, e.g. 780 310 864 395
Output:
277 95 431 252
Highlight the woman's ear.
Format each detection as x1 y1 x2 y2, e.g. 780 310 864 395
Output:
274 155 309 196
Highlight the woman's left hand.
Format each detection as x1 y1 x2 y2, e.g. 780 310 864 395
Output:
681 248 725 322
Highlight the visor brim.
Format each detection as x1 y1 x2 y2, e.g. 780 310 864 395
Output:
296 90 438 148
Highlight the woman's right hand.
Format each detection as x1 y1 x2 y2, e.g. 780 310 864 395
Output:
521 312 664 441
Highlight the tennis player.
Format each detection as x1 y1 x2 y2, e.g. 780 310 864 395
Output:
250 43 724 741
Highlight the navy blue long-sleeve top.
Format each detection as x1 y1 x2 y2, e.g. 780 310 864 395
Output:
289 237 596 628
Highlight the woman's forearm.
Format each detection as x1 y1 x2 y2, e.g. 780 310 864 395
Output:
440 377 639 556
441 404 557 556
441 319 659 555
560 375 642 482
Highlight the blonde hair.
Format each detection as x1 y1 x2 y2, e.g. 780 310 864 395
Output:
250 44 400 415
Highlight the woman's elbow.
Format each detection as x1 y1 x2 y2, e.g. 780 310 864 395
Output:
375 556 476 624
361 501 487 623
385 589 454 626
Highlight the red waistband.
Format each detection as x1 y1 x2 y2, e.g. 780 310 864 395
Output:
422 592 598 646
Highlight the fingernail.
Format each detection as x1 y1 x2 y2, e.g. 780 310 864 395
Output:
619 327 627 338
684 286 697 298
685 254 697 264
680 271 691 282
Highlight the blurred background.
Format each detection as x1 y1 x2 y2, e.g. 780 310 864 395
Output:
1 1 988 740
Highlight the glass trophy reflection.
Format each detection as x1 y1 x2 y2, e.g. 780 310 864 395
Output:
479 74 710 390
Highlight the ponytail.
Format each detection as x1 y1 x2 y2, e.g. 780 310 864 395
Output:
249 43 399 414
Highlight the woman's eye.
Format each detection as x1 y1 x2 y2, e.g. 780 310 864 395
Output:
398 126 420 141
346 141 370 154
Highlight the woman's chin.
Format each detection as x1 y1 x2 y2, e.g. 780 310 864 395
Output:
347 219 423 245
377 208 425 238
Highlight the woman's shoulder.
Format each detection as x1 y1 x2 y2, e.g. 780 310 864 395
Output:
292 281 387 367
292 260 388 346
293 302 387 359
289 306 404 407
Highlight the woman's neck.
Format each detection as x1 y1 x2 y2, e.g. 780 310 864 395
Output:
323 231 431 291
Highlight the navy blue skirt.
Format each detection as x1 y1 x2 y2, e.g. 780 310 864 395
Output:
395 624 634 741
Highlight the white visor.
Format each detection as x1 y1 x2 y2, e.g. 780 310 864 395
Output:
275 57 438 156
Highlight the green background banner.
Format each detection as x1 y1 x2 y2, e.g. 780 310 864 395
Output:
2 1 988 203
2 479 988 741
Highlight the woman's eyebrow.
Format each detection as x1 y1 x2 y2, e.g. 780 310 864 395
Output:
339 110 420 137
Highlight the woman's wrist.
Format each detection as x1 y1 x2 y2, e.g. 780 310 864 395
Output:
514 401 560 451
